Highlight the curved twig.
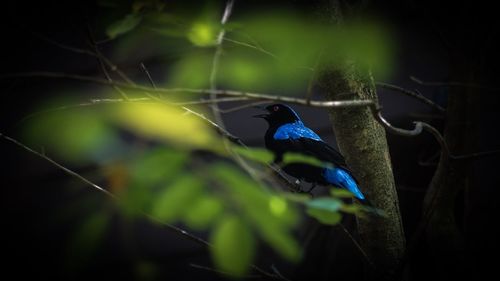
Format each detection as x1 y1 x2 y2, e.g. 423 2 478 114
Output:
376 82 445 112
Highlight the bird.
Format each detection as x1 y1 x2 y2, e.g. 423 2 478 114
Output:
254 103 365 200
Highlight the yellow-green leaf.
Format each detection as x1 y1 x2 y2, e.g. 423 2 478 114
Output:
110 103 221 152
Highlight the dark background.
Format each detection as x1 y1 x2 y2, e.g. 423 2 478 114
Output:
1 0 499 280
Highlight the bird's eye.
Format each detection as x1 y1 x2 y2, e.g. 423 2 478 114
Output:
273 105 280 112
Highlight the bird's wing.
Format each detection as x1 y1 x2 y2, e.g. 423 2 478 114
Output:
294 137 349 169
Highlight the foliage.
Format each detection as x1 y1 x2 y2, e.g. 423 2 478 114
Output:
22 0 393 276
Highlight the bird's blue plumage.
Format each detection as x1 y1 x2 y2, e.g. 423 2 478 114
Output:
323 168 365 200
273 121 322 141
255 103 367 202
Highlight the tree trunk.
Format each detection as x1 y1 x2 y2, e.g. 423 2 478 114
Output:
313 1 405 278
318 65 406 278
422 58 479 280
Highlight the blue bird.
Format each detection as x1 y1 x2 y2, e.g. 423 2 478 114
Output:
254 103 365 200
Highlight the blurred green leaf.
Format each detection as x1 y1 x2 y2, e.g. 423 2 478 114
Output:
330 188 355 198
210 164 301 262
340 203 364 214
23 108 120 164
166 51 213 88
306 197 343 225
232 146 274 164
151 175 204 222
131 148 188 186
187 22 218 46
66 211 111 268
110 103 223 152
237 13 394 77
283 152 328 168
283 193 311 203
183 195 224 229
306 197 343 212
107 13 143 39
210 215 255 276
117 148 189 217
307 208 342 225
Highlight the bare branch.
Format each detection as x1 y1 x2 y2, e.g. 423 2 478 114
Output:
410 75 500 91
86 25 129 101
0 72 376 108
140 62 157 89
376 82 445 112
451 149 500 160
0 132 285 280
339 223 376 270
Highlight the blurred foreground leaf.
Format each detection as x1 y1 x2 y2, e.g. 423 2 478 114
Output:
211 164 301 262
183 195 224 229
210 216 255 276
107 13 143 39
306 198 343 225
110 103 223 152
23 108 120 164
306 208 342 225
66 211 111 269
151 175 204 222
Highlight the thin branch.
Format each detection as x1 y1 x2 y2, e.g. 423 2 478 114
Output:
0 132 116 199
140 62 157 89
451 149 500 160
376 82 446 112
0 132 284 280
0 72 375 108
223 37 278 59
209 0 235 128
410 75 500 91
212 100 268 114
338 223 376 270
86 25 129 100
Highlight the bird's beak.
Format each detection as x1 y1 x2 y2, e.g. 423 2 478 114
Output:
253 105 269 119
253 113 269 119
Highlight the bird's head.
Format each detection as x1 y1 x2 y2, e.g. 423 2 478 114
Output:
253 103 301 127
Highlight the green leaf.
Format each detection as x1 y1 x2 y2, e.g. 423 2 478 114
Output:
23 108 120 164
306 198 343 212
340 203 364 214
151 175 204 222
210 164 301 262
256 222 302 262
282 152 328 168
232 146 274 164
210 216 255 276
183 195 224 229
307 208 342 225
187 22 218 46
107 13 143 39
131 148 188 186
330 188 355 198
66 211 111 269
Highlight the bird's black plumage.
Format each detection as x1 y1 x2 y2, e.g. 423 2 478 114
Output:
254 103 365 200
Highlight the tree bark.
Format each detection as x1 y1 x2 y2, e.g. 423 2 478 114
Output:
318 65 406 278
422 58 479 280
